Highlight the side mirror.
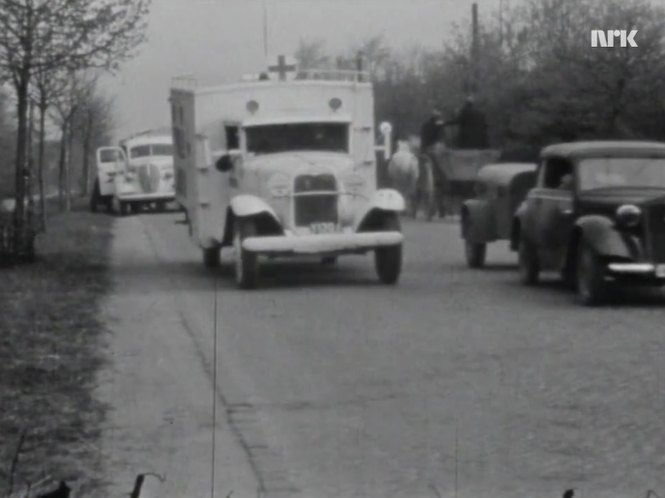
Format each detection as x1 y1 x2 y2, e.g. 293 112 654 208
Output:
379 121 392 160
215 154 233 172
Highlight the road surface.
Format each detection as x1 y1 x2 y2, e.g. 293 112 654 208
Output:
98 210 665 498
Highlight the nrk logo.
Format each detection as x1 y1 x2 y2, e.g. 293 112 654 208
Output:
591 29 638 47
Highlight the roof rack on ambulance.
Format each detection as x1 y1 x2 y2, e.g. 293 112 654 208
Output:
171 69 371 90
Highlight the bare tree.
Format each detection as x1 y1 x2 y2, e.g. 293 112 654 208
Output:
0 0 150 250
295 38 330 70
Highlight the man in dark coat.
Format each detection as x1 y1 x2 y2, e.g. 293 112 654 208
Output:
446 95 489 149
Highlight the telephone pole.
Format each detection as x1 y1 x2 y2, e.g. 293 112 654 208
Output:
262 0 268 58
470 2 479 96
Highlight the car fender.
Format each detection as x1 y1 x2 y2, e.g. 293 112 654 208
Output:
574 215 634 259
353 189 405 232
461 199 495 242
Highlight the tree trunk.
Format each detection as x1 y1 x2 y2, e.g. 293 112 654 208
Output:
13 76 30 244
58 123 67 211
66 115 75 210
81 128 91 197
37 102 47 231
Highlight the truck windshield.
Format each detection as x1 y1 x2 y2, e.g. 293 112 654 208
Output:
99 149 122 163
245 123 349 155
130 144 173 158
577 157 665 190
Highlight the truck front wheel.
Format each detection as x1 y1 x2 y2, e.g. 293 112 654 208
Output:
203 247 220 268
374 215 402 285
234 219 259 289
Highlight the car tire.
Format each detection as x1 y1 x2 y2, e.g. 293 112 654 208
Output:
518 236 540 285
465 240 486 268
576 242 607 306
203 247 220 268
374 215 402 285
234 219 259 289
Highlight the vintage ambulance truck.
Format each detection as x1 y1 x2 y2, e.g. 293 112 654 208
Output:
169 67 405 289
92 131 176 215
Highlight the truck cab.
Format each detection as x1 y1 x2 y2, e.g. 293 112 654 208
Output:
170 67 404 288
93 132 176 215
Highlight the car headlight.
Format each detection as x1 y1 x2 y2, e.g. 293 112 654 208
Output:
615 204 641 228
267 173 291 197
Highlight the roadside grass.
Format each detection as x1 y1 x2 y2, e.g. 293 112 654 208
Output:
0 199 114 495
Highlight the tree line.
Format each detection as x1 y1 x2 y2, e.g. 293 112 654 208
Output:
296 0 665 159
0 0 150 258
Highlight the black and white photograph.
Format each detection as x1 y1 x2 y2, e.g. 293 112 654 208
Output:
2 0 665 497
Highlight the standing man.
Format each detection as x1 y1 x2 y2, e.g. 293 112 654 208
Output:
420 106 448 218
446 95 489 149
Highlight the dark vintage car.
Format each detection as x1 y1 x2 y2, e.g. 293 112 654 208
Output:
461 162 537 267
512 141 665 305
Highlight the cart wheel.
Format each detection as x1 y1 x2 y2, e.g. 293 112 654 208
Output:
576 242 607 306
465 240 486 268
234 219 259 289
374 215 402 285
203 247 220 268
518 236 539 285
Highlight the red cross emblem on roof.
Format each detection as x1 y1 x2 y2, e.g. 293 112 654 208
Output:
268 55 298 81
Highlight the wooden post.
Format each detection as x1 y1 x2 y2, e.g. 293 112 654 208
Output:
471 2 479 96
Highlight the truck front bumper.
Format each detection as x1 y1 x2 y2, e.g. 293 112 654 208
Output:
607 262 665 279
242 231 403 255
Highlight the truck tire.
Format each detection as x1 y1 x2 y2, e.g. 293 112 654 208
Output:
465 240 486 268
576 242 608 306
374 215 402 285
518 236 539 285
90 180 101 213
234 219 259 289
203 247 220 268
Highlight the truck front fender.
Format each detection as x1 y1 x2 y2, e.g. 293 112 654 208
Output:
509 201 528 250
353 189 405 232
461 199 495 242
573 215 637 260
228 194 284 239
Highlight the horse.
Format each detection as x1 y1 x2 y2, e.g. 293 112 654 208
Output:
414 151 437 221
387 140 419 215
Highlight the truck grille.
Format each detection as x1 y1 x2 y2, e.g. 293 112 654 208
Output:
138 164 161 193
644 202 665 263
293 174 338 227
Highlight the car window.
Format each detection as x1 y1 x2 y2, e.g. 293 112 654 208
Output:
99 149 121 163
577 157 665 190
542 157 573 189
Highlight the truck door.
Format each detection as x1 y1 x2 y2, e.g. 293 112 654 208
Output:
96 147 127 196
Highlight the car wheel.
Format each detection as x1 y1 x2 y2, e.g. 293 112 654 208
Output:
234 219 259 289
465 240 486 268
518 236 540 285
202 247 220 268
576 242 607 306
374 215 402 285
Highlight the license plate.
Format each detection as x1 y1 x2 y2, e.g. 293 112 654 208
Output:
310 222 336 234
657 265 665 278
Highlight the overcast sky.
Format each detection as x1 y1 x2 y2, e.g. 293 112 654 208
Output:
100 0 504 140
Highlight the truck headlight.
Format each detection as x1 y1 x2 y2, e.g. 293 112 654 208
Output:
615 204 641 228
267 173 291 197
342 173 366 194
